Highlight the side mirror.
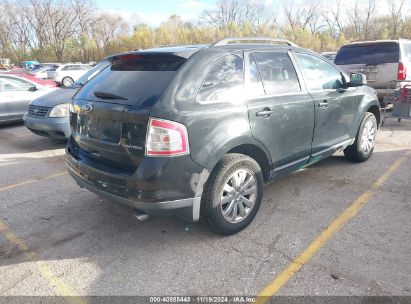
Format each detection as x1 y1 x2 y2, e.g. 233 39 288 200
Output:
349 73 367 86
28 86 38 92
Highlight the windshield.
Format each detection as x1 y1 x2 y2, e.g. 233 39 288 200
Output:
335 42 399 65
75 53 187 107
74 60 111 86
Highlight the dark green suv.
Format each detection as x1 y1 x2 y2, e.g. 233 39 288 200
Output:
66 38 380 235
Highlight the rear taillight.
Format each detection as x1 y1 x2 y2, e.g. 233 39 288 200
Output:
398 62 407 81
145 117 189 156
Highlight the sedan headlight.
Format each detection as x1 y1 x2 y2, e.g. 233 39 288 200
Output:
49 104 70 117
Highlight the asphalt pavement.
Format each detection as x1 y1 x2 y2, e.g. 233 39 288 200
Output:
0 119 410 299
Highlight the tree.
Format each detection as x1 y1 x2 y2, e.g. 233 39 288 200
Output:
202 0 278 33
91 13 128 51
0 0 410 64
284 0 323 37
387 0 406 38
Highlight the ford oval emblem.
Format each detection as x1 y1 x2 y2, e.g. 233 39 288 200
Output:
82 104 93 113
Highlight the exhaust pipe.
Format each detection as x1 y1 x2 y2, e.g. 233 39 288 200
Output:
134 209 149 221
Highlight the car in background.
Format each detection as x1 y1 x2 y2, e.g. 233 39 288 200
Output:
0 74 57 124
24 60 110 140
48 63 91 87
3 70 57 88
29 67 50 79
321 51 336 62
46 65 59 79
20 61 40 70
40 63 61 69
29 63 62 79
335 39 411 102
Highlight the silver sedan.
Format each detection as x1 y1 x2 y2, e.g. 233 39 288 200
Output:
0 74 56 124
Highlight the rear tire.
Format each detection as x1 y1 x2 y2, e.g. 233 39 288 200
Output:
202 153 264 235
62 77 74 87
344 112 377 162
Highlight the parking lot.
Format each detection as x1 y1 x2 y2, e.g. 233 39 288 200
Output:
0 119 410 298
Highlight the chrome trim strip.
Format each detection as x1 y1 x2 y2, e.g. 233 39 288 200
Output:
311 139 353 157
273 156 310 172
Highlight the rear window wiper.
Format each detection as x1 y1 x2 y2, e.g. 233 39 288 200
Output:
94 91 128 100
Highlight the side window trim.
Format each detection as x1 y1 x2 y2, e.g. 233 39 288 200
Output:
244 51 266 97
288 51 308 93
244 51 252 92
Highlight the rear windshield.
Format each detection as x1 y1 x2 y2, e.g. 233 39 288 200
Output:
75 53 186 107
335 42 399 65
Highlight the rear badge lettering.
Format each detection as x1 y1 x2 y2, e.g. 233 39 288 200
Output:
123 144 143 150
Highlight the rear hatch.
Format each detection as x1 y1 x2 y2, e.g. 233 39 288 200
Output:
46 66 59 79
335 42 400 89
69 53 187 173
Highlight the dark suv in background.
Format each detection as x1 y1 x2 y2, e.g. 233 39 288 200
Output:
66 38 380 235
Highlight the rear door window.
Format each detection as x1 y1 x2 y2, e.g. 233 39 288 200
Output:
252 52 300 95
197 54 244 102
75 53 187 107
335 42 399 65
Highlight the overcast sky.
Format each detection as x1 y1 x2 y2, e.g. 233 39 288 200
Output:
96 0 275 26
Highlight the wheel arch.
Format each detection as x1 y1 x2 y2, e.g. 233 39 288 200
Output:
203 141 272 183
366 104 381 127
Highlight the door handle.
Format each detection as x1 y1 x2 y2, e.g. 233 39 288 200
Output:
256 108 274 118
318 100 328 109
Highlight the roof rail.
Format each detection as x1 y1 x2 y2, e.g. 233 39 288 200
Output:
211 37 298 47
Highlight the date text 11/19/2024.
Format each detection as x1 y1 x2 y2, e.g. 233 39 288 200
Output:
149 296 257 303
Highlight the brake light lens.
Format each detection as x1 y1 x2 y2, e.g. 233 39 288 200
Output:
398 62 407 81
145 117 189 156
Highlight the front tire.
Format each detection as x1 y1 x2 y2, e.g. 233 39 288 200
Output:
202 153 264 235
344 112 377 162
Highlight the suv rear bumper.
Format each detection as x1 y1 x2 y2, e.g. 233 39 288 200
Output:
65 137 207 222
68 165 200 221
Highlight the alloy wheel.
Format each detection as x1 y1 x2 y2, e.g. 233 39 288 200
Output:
220 169 257 223
361 120 376 154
